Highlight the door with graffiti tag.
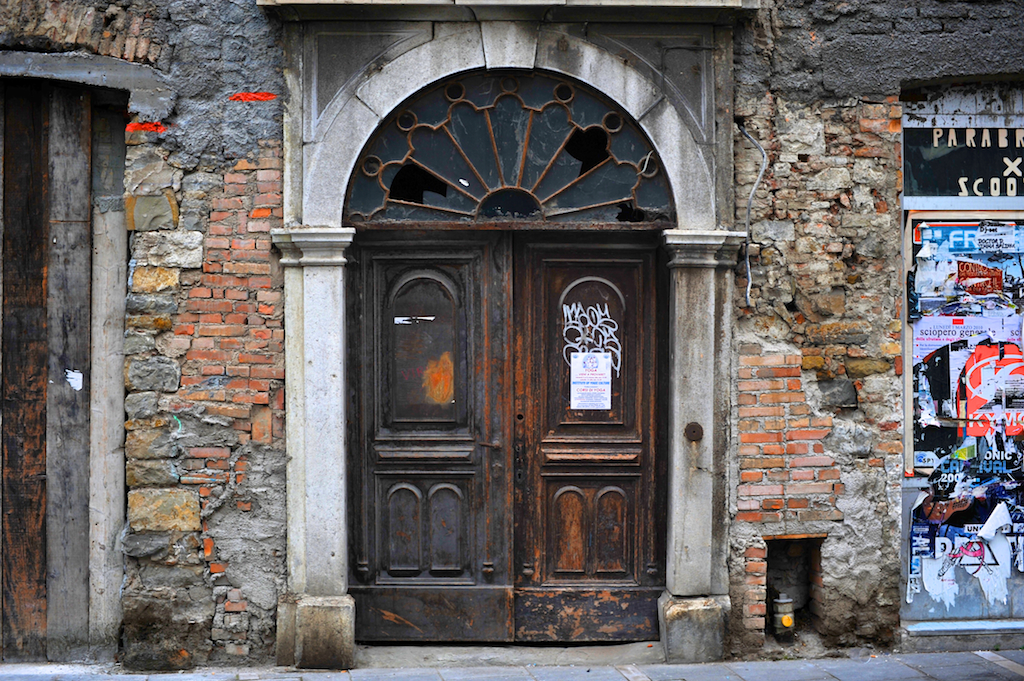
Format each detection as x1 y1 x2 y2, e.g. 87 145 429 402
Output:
345 231 666 642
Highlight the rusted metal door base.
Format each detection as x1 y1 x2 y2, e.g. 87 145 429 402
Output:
514 587 662 642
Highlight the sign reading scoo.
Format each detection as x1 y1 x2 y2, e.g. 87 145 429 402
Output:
904 127 1024 198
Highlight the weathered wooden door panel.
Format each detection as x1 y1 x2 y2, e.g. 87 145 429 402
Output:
45 84 93 661
348 232 664 643
2 81 51 661
352 586 512 641
513 588 661 641
2 81 95 661
348 233 513 642
513 235 664 642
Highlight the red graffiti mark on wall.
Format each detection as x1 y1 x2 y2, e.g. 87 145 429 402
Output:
126 121 167 133
228 92 277 102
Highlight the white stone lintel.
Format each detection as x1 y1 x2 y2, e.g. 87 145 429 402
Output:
663 229 746 268
273 226 356 267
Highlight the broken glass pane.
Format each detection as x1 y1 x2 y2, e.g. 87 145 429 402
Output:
409 126 487 200
448 102 501 192
520 104 573 191
544 160 637 215
345 71 675 224
489 96 531 186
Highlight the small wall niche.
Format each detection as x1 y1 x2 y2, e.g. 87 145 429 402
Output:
764 534 826 641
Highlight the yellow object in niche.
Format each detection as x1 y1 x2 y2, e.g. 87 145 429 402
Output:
423 351 454 404
781 614 793 628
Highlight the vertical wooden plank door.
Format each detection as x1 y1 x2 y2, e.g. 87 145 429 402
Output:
1 81 92 660
348 232 664 642
2 79 50 663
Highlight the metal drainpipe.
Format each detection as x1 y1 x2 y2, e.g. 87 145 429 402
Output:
737 119 769 308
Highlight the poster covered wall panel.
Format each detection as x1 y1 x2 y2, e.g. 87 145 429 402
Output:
906 211 1024 615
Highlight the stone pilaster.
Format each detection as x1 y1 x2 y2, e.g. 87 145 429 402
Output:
271 226 356 670
660 229 744 663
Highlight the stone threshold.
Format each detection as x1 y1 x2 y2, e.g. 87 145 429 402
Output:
354 641 665 668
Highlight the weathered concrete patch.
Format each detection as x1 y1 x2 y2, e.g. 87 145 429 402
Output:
133 231 204 269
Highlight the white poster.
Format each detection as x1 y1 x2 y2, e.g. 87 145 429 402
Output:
570 352 612 410
912 315 1020 363
977 223 1018 252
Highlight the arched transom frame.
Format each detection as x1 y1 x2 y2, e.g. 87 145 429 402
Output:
347 71 673 225
299 23 716 231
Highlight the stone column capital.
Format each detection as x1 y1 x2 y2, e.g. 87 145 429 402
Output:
272 226 356 267
662 229 746 269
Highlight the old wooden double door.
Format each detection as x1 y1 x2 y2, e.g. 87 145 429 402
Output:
347 231 666 642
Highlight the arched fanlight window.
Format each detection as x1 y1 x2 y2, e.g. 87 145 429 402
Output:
346 72 674 225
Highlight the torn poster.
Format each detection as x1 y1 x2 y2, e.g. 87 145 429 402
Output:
909 214 1024 609
912 218 1023 318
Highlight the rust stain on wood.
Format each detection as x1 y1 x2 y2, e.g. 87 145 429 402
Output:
422 351 454 404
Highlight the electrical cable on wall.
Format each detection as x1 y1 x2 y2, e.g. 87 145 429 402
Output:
737 119 769 308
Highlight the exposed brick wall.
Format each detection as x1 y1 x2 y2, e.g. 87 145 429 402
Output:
728 2 925 652
736 348 844 526
1 0 168 65
121 139 286 667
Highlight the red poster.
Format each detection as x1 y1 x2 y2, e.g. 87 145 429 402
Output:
957 260 1004 295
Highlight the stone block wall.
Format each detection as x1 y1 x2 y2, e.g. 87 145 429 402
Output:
728 89 904 653
121 145 286 669
728 0 1024 655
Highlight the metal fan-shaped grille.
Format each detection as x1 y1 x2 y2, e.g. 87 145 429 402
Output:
346 72 674 224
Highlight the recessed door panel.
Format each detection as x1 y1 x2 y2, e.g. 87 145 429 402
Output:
513 235 664 642
348 234 511 641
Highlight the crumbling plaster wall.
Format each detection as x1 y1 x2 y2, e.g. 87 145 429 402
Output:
729 0 1024 654
3 0 289 670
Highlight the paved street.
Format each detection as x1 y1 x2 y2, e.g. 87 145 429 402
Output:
2 651 1024 681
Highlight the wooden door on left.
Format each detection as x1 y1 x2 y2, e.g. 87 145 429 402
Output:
2 81 96 660
347 232 513 641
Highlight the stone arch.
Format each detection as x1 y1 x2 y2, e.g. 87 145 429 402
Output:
302 23 716 230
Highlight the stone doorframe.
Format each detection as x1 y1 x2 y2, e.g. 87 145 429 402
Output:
272 21 744 668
